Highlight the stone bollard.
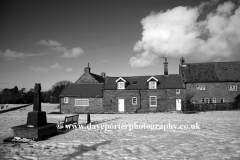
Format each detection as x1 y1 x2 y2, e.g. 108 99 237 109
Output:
87 113 91 124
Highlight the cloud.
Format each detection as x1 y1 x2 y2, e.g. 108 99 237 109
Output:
36 39 62 47
62 47 84 58
1 49 45 61
102 59 109 63
36 39 67 52
29 66 49 73
36 39 84 58
50 63 62 69
66 67 74 72
130 0 240 67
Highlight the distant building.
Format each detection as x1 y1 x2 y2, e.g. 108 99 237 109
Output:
59 64 105 113
179 57 240 104
59 58 240 113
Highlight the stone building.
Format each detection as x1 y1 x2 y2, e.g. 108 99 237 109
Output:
103 74 185 113
102 58 185 113
59 58 240 113
179 57 240 104
59 64 105 113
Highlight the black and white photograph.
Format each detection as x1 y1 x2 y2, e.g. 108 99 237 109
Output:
0 0 240 159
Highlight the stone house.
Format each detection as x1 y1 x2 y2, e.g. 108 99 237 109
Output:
60 60 185 113
102 58 185 113
179 57 240 104
59 58 240 113
59 64 105 113
103 74 185 113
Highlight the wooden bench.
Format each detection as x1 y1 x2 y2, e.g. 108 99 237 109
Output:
58 114 79 129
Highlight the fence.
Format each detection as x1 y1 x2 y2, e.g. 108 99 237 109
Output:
182 102 240 113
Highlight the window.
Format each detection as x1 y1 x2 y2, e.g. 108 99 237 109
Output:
75 99 89 106
116 77 126 89
147 76 158 89
205 98 209 104
149 81 157 89
64 97 68 103
202 98 205 103
118 82 125 89
221 98 224 103
229 85 237 91
132 97 137 105
213 98 216 103
228 85 231 91
197 85 206 90
150 96 157 107
234 86 237 91
202 85 206 90
176 89 180 94
209 98 212 103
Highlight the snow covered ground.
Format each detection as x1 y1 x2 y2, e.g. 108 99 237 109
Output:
0 103 240 159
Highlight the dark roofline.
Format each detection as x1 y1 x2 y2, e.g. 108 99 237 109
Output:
59 95 103 98
185 61 240 65
102 88 184 90
90 73 105 82
185 81 240 83
59 82 71 96
181 61 240 82
106 74 181 78
72 83 104 84
60 83 104 97
75 72 105 83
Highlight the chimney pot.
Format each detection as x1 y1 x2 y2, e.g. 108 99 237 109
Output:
164 57 168 76
180 57 185 65
84 63 91 73
101 72 106 78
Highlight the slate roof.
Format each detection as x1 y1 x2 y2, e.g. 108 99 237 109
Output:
90 73 105 83
75 73 105 83
181 61 240 83
60 83 103 98
104 74 185 90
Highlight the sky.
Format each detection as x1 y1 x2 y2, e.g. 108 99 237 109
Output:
0 0 240 91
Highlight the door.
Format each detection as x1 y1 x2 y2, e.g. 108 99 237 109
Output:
176 99 181 111
118 99 125 112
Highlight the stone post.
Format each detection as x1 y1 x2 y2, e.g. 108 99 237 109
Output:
27 83 47 127
33 83 41 111
12 83 58 140
87 113 91 124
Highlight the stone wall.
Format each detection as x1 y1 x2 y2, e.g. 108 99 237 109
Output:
103 90 140 113
140 89 185 112
185 82 240 103
60 97 102 113
103 89 185 113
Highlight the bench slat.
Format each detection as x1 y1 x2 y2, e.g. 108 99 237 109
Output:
61 114 79 129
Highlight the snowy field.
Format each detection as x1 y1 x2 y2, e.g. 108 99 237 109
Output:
0 104 27 109
0 103 240 160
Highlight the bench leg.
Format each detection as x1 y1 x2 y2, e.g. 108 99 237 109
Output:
87 113 91 124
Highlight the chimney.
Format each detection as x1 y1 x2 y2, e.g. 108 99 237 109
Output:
180 57 185 65
101 72 106 78
164 57 168 75
84 63 91 73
